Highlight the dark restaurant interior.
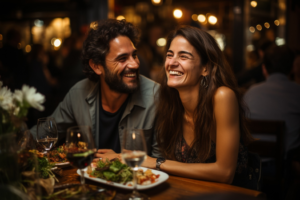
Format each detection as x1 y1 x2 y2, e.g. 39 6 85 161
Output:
1 0 300 200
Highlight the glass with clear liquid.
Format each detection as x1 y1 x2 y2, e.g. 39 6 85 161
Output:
121 129 148 200
36 117 58 156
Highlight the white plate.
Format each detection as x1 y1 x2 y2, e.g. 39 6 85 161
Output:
77 167 169 190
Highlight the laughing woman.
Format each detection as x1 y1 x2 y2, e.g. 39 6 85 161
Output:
143 26 254 187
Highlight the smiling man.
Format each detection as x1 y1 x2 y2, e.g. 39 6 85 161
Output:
30 19 161 159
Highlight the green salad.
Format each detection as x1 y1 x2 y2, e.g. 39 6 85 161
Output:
91 159 133 184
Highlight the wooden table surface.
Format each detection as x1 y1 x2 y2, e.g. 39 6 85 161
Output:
57 166 266 200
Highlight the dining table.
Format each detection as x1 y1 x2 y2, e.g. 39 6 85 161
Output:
55 166 266 200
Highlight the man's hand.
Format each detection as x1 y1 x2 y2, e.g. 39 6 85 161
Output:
93 149 122 162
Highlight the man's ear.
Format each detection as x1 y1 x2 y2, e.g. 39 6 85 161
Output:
262 64 269 79
89 59 103 75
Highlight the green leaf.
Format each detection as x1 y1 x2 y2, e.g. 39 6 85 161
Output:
103 171 119 182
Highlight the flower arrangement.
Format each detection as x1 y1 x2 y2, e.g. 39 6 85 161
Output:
0 82 52 199
0 81 45 135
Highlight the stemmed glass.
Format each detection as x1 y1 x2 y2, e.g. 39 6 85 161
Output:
65 126 95 195
121 129 148 200
36 117 58 157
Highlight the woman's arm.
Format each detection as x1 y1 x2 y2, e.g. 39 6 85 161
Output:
143 86 240 184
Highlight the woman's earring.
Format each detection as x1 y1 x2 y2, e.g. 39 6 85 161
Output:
201 76 209 88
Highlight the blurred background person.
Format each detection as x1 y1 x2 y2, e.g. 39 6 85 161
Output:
243 46 300 196
244 45 300 158
237 39 276 89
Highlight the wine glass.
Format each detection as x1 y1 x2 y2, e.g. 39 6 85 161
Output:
36 117 58 157
65 126 95 195
121 129 148 200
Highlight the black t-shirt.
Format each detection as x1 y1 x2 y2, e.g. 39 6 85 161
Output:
99 96 129 153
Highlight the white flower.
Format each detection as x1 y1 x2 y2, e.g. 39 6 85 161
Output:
13 89 24 103
0 82 14 110
22 85 45 111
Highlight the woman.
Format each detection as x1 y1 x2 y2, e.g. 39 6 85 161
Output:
143 26 254 186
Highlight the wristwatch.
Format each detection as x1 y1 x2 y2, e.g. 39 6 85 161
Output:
156 157 166 170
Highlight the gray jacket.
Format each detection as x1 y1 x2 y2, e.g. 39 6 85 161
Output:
244 73 300 157
30 75 161 157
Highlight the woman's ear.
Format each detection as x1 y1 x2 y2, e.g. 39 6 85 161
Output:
89 59 103 75
201 64 208 76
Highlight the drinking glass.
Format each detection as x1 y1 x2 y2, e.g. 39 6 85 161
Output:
121 129 148 200
36 117 58 157
65 126 95 195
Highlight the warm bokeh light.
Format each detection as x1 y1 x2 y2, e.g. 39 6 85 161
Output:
192 14 198 21
156 38 166 47
25 45 31 53
0 34 2 40
264 22 270 29
151 0 161 5
53 39 61 47
249 26 255 33
250 1 257 7
90 21 98 30
116 15 125 20
198 14 206 23
208 15 217 25
256 24 262 31
173 9 183 19
279 18 285 26
274 20 280 26
52 18 62 30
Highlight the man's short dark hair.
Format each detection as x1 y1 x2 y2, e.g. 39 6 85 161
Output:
82 19 140 82
263 45 295 75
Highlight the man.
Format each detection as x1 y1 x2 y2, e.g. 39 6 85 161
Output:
30 19 161 159
237 39 275 87
244 45 300 157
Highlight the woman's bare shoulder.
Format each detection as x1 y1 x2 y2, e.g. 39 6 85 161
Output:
214 86 236 103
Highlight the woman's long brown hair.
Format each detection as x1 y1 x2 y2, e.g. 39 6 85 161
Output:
156 26 254 162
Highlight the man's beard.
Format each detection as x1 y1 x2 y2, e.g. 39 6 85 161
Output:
104 67 140 93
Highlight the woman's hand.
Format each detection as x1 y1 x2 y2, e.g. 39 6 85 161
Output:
141 156 157 169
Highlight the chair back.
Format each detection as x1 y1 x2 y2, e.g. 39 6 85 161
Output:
246 119 285 180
